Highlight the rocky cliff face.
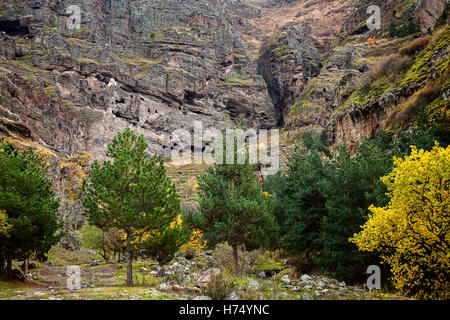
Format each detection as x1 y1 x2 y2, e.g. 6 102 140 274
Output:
275 0 448 149
258 23 322 125
414 0 449 32
329 26 450 151
0 0 280 160
344 0 448 35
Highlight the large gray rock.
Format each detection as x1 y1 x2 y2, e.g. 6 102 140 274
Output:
300 274 313 283
302 292 314 300
195 268 221 287
247 279 260 291
157 283 169 292
0 0 280 246
257 271 266 279
280 275 291 285
227 291 240 300
258 23 322 120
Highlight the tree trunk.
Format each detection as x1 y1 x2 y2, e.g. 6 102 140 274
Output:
126 233 133 285
24 258 29 274
0 252 6 280
232 244 239 275
6 252 13 280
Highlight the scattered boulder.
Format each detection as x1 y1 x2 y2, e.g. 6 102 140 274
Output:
20 262 37 270
291 286 301 292
302 292 314 300
157 283 169 292
227 291 240 300
280 275 291 285
247 279 260 291
195 268 221 287
151 264 161 272
90 260 101 266
159 266 174 276
300 274 313 282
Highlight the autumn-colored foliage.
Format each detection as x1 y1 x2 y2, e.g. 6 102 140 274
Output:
351 144 450 299
121 215 206 252
60 150 92 201
0 210 11 237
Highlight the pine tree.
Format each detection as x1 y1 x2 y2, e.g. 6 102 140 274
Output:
141 225 190 266
265 147 326 270
389 20 397 37
0 140 62 280
317 145 378 283
183 144 278 273
83 128 186 284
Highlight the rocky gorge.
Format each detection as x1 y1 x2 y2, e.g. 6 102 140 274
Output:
0 0 448 300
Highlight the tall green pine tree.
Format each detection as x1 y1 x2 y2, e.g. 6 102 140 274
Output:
83 128 187 284
0 140 62 280
183 141 278 273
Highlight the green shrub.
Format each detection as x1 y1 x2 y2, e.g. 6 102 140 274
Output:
202 270 236 300
251 251 285 274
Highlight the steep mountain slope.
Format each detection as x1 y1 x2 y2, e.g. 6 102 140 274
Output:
345 0 448 35
0 0 278 159
273 0 449 150
329 26 449 150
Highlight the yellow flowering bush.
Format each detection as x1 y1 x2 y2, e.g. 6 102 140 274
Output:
351 144 450 299
122 215 205 251
172 215 206 252
0 210 11 237
180 228 206 252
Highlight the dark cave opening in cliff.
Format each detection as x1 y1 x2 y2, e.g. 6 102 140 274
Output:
0 20 31 37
